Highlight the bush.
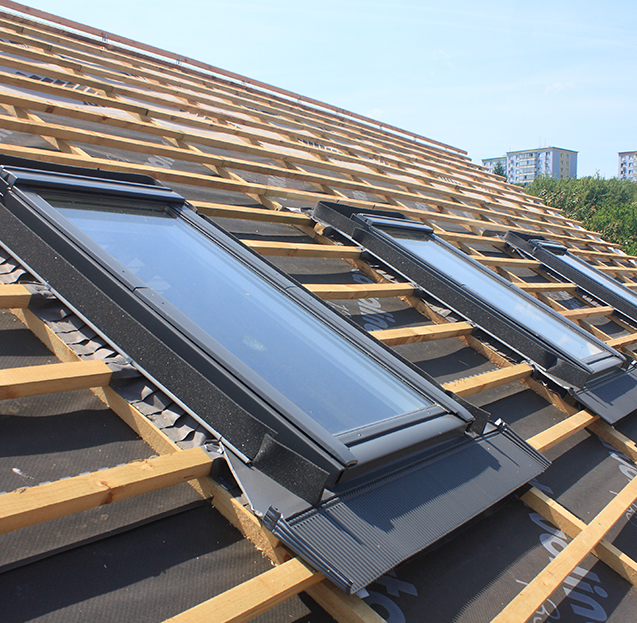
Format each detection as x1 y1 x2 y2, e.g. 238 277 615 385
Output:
524 176 637 256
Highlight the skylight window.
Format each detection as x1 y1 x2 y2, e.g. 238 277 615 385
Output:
0 163 482 484
314 202 637 424
381 223 606 363
505 231 637 327
42 192 432 436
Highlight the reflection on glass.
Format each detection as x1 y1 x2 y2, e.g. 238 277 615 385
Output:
561 253 637 303
379 226 606 361
46 195 432 435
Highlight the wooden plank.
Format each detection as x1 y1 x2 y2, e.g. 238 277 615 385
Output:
438 231 506 247
516 282 578 293
193 202 311 224
598 265 637 274
492 475 637 623
559 306 615 320
571 248 631 260
606 333 637 349
0 447 213 534
525 410 599 453
522 487 637 586
306 583 386 623
163 557 323 623
0 360 112 400
372 322 473 346
442 363 533 398
243 240 361 258
306 282 415 300
587 419 637 463
469 255 541 268
0 283 31 308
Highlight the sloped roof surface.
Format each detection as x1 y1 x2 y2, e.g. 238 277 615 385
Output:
0 3 637 622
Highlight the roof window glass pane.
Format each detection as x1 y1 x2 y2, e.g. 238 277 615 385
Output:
46 195 431 435
561 252 637 303
379 226 606 361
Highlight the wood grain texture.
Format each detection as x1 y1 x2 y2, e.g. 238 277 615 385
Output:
522 487 637 586
163 557 323 623
0 284 31 308
492 476 637 623
443 363 533 398
526 410 599 453
0 447 213 533
0 360 112 400
559 306 614 320
372 322 473 346
243 240 361 258
306 282 415 300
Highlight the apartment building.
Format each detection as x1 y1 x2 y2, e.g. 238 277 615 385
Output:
481 156 506 175
619 151 637 181
483 147 578 184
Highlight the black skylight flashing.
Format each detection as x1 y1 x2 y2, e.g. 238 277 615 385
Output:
265 423 548 594
313 201 637 424
0 161 549 592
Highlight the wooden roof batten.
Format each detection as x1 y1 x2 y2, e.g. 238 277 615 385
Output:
0 5 637 623
0 11 608 225
0 2 467 162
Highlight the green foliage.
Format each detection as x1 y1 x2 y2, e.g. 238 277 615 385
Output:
524 176 637 256
492 161 506 178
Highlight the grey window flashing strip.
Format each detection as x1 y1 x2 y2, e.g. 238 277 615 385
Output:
571 367 637 424
264 424 550 594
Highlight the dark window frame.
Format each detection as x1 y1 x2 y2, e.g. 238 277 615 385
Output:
0 163 485 498
313 201 637 424
504 230 637 327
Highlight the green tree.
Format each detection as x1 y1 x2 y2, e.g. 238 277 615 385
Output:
492 161 506 178
524 176 637 256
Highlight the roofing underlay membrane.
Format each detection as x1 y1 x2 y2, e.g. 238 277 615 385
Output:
0 161 549 594
0 3 637 622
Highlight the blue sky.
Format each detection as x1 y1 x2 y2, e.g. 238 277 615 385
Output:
8 1 637 177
